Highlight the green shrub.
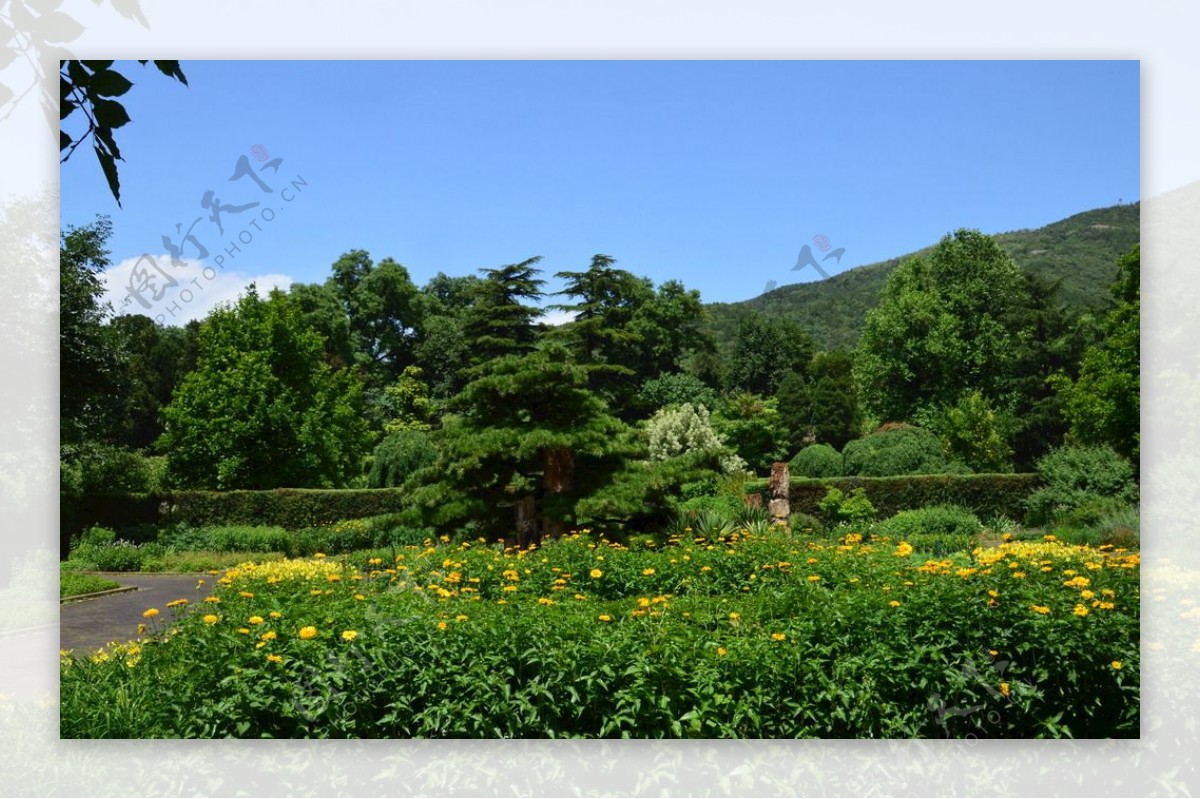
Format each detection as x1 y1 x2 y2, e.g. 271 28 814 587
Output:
788 512 824 535
367 430 438 489
61 445 159 494
1025 446 1137 526
744 473 1039 521
817 487 876 526
677 494 744 519
874 505 981 554
789 444 844 478
842 425 957 477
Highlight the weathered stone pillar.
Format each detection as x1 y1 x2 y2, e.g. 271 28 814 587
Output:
768 461 790 523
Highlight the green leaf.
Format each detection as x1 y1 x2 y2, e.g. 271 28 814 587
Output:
60 130 72 151
92 97 131 129
89 69 133 98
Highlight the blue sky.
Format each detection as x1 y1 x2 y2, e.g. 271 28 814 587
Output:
59 60 1140 323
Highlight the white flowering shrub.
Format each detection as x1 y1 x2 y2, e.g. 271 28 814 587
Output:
646 403 747 474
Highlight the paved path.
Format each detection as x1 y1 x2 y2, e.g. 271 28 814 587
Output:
60 573 218 653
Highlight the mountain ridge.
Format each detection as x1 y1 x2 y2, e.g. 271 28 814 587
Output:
701 202 1141 352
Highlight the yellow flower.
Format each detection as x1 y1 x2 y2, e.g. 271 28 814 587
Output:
729 612 741 622
142 608 159 618
889 600 901 608
1111 660 1122 670
202 614 219 625
717 647 728 657
266 654 283 664
598 614 612 622
248 616 264 625
165 599 189 608
341 630 358 641
642 568 656 576
771 632 787 641
354 594 366 601
807 575 821 582
454 614 468 622
204 596 221 603
314 552 327 559
589 568 603 579
239 592 255 598
260 630 277 641
1073 604 1089 617
537 597 555 606
1029 605 1051 615
894 542 914 557
999 682 1010 697
987 589 999 598
269 611 283 618
237 628 250 635
298 626 318 640
988 649 998 656
437 621 448 631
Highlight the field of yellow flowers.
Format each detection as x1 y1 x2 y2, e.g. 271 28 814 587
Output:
59 529 1139 738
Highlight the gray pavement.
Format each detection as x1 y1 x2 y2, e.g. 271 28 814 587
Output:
59 573 217 653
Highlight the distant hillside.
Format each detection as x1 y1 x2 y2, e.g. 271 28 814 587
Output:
703 202 1140 353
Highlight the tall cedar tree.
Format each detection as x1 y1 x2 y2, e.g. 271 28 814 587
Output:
552 254 653 410
408 342 625 544
463 257 546 366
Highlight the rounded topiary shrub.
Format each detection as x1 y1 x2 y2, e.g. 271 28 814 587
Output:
789 443 844 478
367 430 438 489
842 424 953 477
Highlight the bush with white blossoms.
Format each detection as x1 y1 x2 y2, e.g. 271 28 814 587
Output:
646 403 747 474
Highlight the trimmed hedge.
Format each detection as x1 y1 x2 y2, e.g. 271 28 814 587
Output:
743 473 1040 521
60 489 413 559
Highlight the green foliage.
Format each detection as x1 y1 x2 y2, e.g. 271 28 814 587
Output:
873 506 982 555
61 531 1138 738
744 473 1041 521
60 216 127 447
60 571 121 599
378 366 436 435
551 254 653 409
776 352 862 452
854 229 1036 425
404 342 627 536
711 393 787 474
635 373 717 414
61 444 163 495
1025 446 1137 526
160 287 372 490
926 391 1018 473
60 60 188 205
724 315 814 395
817 487 876 526
367 430 437 489
463 257 546 364
788 512 824 535
1052 245 1140 463
842 425 957 477
789 443 844 478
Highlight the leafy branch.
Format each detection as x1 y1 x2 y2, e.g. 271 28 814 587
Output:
59 59 187 206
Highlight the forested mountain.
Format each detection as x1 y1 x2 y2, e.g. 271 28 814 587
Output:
703 203 1140 352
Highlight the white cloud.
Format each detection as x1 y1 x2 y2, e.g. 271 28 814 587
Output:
537 309 577 327
102 253 293 325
